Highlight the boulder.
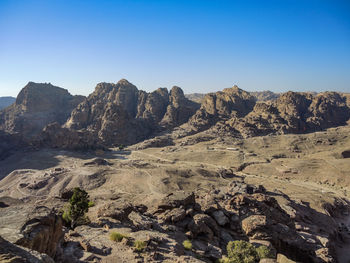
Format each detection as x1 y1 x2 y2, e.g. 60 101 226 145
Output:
161 207 186 223
0 205 63 259
188 214 219 240
128 211 154 230
212 210 229 226
156 191 195 211
241 215 268 237
97 200 134 221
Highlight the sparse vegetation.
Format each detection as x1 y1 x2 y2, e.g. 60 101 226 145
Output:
219 241 274 263
62 187 90 229
183 239 192 250
88 201 95 207
256 245 274 259
109 231 128 242
134 240 146 252
62 206 71 224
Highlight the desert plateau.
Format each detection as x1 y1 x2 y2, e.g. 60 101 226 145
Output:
0 80 349 263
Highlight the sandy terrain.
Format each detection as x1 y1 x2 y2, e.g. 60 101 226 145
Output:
0 125 350 262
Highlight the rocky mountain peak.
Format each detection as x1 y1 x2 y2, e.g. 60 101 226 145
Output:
60 82 199 147
188 85 256 131
15 82 72 113
0 82 85 139
170 86 185 98
117 78 133 86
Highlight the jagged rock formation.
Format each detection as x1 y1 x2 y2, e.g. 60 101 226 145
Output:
0 96 15 110
62 79 199 146
188 89 350 138
2 80 349 151
188 86 257 132
0 82 85 139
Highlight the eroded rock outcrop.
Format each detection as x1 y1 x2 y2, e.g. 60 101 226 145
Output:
188 85 256 132
0 82 84 139
62 79 199 146
199 90 350 138
0 204 63 259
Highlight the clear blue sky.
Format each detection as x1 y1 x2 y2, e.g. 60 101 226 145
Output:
0 0 349 97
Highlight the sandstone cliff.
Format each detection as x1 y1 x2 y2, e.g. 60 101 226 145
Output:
0 82 85 139
187 89 350 138
63 79 199 146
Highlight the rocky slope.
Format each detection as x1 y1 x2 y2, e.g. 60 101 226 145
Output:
0 82 85 139
0 130 26 160
61 79 199 146
187 90 350 139
0 96 15 110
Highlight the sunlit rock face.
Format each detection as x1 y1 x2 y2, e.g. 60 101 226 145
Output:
64 79 199 146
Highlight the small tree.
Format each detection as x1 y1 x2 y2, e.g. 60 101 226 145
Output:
65 187 90 229
219 240 274 263
226 240 259 263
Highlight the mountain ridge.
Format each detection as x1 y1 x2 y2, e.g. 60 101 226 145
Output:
0 96 15 110
1 80 349 150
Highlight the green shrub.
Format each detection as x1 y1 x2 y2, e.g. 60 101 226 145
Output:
64 187 90 229
226 240 259 263
134 240 146 252
118 144 125 150
88 201 95 207
219 241 275 263
183 240 192 250
62 209 71 224
109 232 127 242
217 257 230 263
256 245 274 259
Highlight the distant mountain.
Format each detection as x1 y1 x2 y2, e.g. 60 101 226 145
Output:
0 96 15 110
186 91 281 103
1 80 348 150
188 89 350 138
0 82 85 139
250 90 280 101
185 93 206 103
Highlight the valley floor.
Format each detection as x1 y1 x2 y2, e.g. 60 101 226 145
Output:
0 125 350 262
